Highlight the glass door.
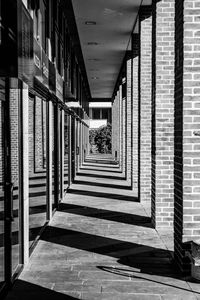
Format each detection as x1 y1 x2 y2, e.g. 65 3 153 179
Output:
4 78 22 287
28 95 48 250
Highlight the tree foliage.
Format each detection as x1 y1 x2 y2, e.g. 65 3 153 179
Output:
89 123 112 154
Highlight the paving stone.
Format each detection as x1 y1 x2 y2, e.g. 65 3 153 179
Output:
4 158 198 300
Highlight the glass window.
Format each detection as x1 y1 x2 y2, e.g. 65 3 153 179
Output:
93 109 100 119
29 95 47 251
102 108 108 120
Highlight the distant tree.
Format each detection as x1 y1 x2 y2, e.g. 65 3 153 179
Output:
94 123 112 154
89 128 98 153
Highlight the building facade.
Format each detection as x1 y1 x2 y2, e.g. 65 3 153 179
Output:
0 0 90 295
112 0 200 275
1 0 200 297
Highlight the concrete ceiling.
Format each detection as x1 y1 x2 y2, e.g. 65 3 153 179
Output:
72 0 151 99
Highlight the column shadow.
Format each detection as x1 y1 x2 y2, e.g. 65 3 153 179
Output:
40 225 185 283
74 179 132 190
76 172 126 180
80 167 122 173
68 188 138 202
58 203 152 228
5 280 79 300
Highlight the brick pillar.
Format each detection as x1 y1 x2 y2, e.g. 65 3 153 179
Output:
35 96 43 171
28 95 34 175
126 57 133 185
117 90 121 164
122 80 127 176
119 85 123 170
174 0 200 274
112 98 116 159
10 82 19 186
151 0 175 228
112 91 120 162
132 33 139 195
139 7 152 202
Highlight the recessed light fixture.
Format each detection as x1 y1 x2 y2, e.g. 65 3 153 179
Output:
91 77 99 80
87 42 99 46
85 21 96 25
88 58 101 61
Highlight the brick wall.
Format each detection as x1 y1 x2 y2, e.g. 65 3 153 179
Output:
42 100 47 168
139 9 152 202
10 88 19 186
126 58 133 185
35 96 44 171
112 91 120 161
122 95 126 176
119 85 123 169
112 99 116 158
29 96 34 175
152 0 175 228
175 0 200 274
132 33 139 194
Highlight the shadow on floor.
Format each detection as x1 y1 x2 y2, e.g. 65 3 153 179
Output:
74 179 132 190
5 280 78 300
77 172 126 181
84 159 118 165
68 188 138 202
39 225 190 282
80 167 122 173
58 203 152 228
97 266 199 295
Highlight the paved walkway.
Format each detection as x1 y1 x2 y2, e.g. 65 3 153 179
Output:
5 156 200 299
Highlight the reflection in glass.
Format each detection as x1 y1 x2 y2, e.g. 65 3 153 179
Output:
29 96 47 250
10 86 20 274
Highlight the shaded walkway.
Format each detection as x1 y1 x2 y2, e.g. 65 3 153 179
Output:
5 156 200 299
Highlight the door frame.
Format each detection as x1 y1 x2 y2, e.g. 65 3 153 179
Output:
4 78 23 290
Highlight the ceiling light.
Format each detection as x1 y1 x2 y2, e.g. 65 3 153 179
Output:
88 58 101 61
87 42 99 46
85 21 96 25
91 77 99 80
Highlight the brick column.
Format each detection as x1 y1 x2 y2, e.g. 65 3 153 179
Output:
35 96 43 172
122 79 127 176
112 91 120 162
126 57 133 185
119 85 123 170
151 0 175 228
117 90 121 164
112 98 116 159
132 33 139 195
61 109 64 200
174 0 200 274
139 7 152 202
28 95 34 175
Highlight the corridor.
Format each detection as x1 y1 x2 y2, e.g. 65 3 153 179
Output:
4 156 200 300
